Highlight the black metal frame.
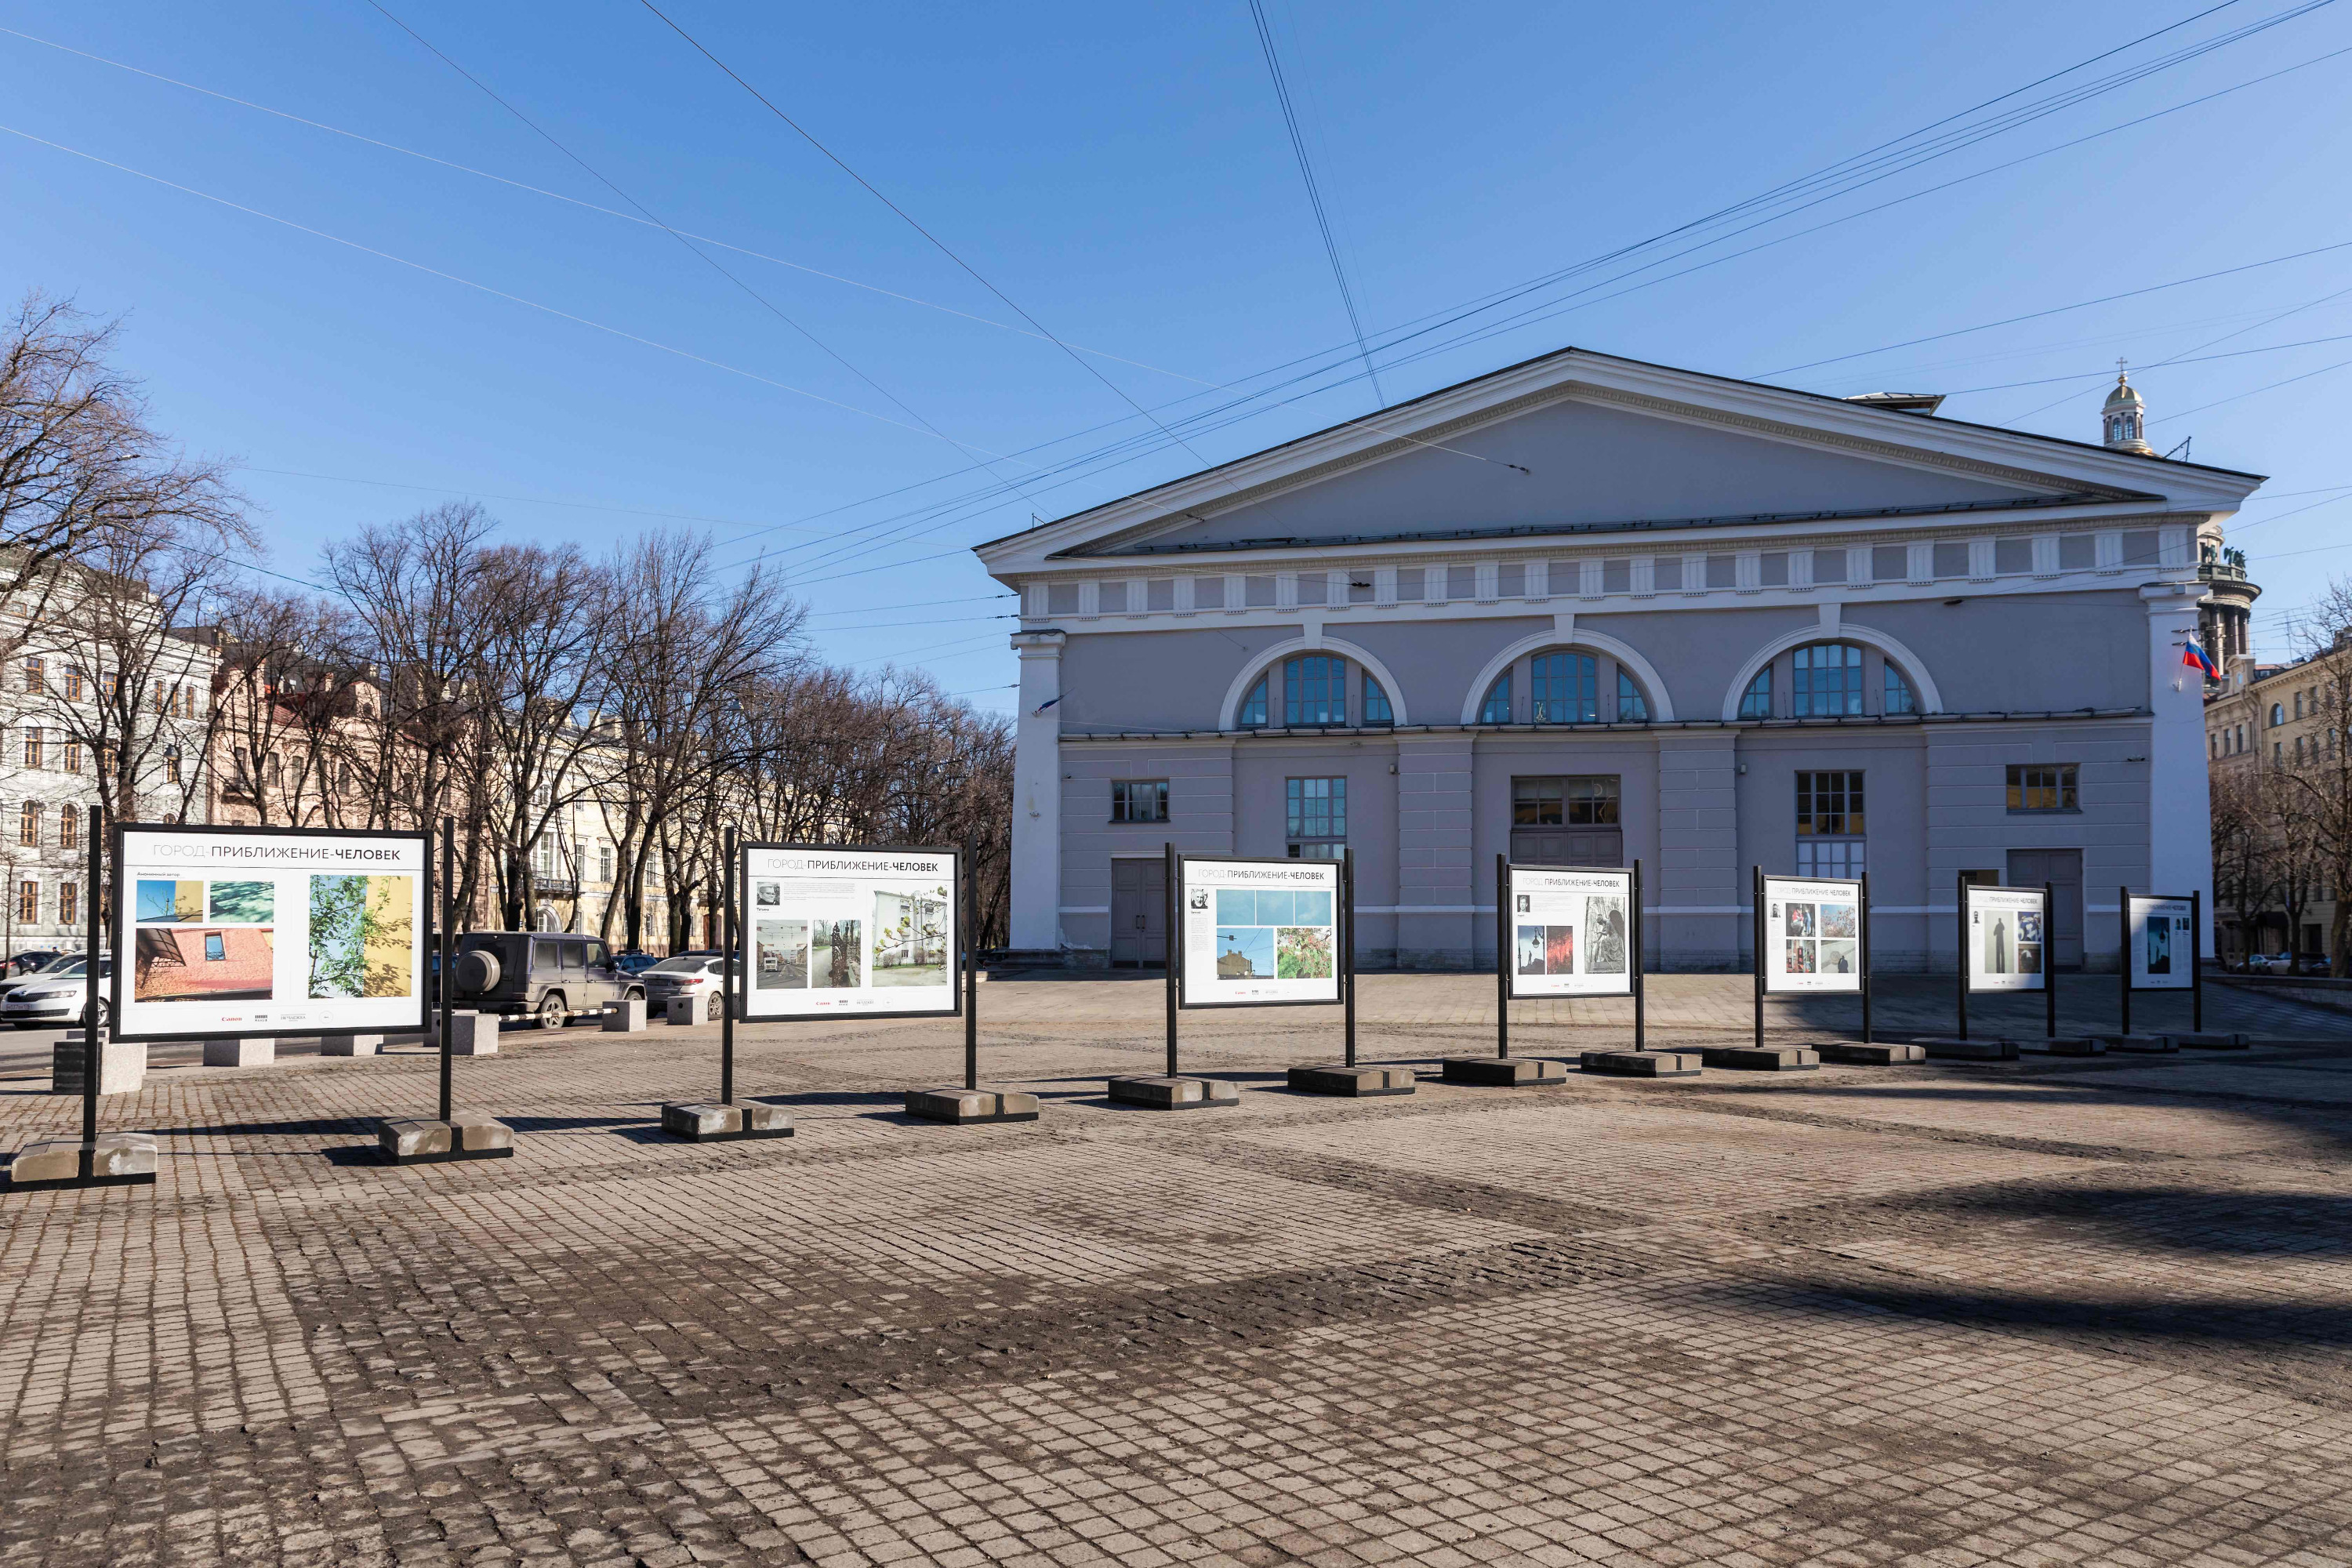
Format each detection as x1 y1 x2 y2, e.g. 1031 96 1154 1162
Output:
1754 869 1872 1050
1956 877 2055 1042
1498 860 1642 1006
107 820 431 1044
2118 887 2202 1034
1171 850 1348 1012
732 840 965 1025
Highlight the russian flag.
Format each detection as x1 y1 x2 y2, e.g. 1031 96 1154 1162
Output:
2183 637 2218 678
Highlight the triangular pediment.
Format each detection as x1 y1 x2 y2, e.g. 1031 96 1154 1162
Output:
976 349 2257 573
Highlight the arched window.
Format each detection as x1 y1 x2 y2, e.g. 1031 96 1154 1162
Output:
2270 703 2285 727
1479 671 1512 724
18 802 38 848
1792 643 1864 717
1363 675 1393 726
60 804 77 849
1530 652 1597 723
1883 662 1918 716
1237 675 1268 728
1617 670 1648 722
1284 655 1344 727
1738 668 1773 720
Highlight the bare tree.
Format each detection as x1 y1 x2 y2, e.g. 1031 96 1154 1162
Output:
2278 579 2352 974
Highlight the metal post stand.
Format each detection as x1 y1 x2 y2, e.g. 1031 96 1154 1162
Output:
1955 872 1968 1042
1751 866 1765 1053
2192 888 2204 1033
78 805 104 1181
439 822 455 1123
720 827 736 1106
1163 841 1179 1077
2045 881 2058 1039
964 837 979 1092
1343 847 1357 1068
1495 852 1510 1060
1860 872 1875 1045
1632 859 1646 1053
2119 886 2131 1036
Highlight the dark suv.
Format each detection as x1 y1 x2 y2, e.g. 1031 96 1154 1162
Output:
446 932 643 1028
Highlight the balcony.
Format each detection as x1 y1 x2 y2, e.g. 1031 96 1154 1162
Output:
2199 560 2249 584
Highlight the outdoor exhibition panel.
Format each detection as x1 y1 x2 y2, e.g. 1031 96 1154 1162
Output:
1759 876 1866 994
1504 864 1636 1000
111 824 428 1044
1966 886 2049 992
2126 895 2195 990
1176 855 1344 1009
738 842 961 1022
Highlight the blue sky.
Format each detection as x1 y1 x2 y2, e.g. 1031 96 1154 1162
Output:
7 2 2352 707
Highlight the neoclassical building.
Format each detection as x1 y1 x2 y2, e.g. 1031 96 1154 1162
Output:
975 350 2262 971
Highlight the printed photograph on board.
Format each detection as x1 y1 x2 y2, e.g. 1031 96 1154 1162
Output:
1584 896 1627 974
1277 925 1334 979
753 880 781 909
307 874 415 999
1516 925 1546 975
1785 938 1816 974
136 879 205 924
812 919 863 988
2018 911 2043 944
1818 938 1858 975
2147 916 2171 975
872 885 949 988
754 920 811 988
1981 912 2014 975
135 926 274 1003
1784 902 1817 938
2017 942 2043 975
1216 926 1275 979
208 880 275 924
1820 903 1857 940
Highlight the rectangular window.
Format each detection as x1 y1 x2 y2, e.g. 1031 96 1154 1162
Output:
1795 771 1864 836
1394 568 1423 601
59 806 76 849
1145 579 1175 612
21 658 42 695
1994 538 2034 574
1244 575 1277 608
1284 655 1343 726
165 746 182 784
1497 564 1526 597
205 932 226 962
562 939 586 970
1871 545 1907 582
1285 776 1347 858
103 673 118 702
2006 763 2079 812
1932 541 1969 577
1295 572 1327 605
1602 558 1632 594
1098 581 1127 613
1792 643 1864 717
18 882 35 924
1653 556 1682 591
1512 775 1621 827
1345 573 1374 604
1193 576 1225 609
1705 554 1737 589
64 666 83 702
599 845 614 884
1813 549 1848 584
18 803 36 848
1446 566 1476 600
2122 529 2161 570
21 730 40 770
1047 583 1079 615
2059 534 2096 570
1759 552 1788 587
1529 652 1598 724
62 740 79 775
1111 779 1170 823
60 883 76 927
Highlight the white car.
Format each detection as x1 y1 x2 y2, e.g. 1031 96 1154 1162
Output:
2 956 112 1028
637 953 741 1021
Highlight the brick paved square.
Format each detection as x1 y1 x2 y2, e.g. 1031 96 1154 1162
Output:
3 974 2349 1566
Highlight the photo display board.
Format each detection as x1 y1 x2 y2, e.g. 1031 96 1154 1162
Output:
111 825 427 1042
739 844 960 1020
1965 885 2047 992
1178 855 1342 1008
1505 865 1634 998
1761 876 1865 993
2129 895 2194 990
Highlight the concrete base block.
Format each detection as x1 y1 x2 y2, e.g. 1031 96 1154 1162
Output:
2174 1032 2251 1049
1914 1036 2019 1061
1697 1045 1819 1072
322 1035 382 1057
1816 1042 1927 1065
660 1101 793 1141
376 1116 514 1164
1106 1074 1240 1109
1439 1056 1567 1087
2020 1036 2106 1056
603 998 648 1033
52 1036 146 1095
202 1036 275 1068
6 1133 159 1192
1286 1064 1415 1097
2101 1034 2180 1054
666 996 701 1025
905 1087 1043 1123
1581 1050 1704 1078
449 1012 499 1055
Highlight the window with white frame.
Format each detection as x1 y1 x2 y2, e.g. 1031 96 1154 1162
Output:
1738 667 1772 720
1795 771 1864 877
1286 776 1347 858
1479 670 1512 724
1617 669 1648 722
1792 643 1864 717
1530 652 1597 723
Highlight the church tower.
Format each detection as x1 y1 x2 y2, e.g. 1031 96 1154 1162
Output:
2100 368 2154 454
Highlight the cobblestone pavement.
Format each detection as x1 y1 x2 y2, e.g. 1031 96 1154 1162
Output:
4 974 2351 1567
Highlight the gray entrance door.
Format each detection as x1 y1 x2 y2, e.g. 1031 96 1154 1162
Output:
2007 848 2084 970
1109 857 1167 967
1509 826 1624 866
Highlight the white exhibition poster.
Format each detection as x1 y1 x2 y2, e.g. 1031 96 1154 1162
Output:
741 844 958 1018
1179 857 1341 1007
2129 895 2194 990
114 826 426 1040
1965 886 2047 992
1507 866 1633 998
1761 876 1864 993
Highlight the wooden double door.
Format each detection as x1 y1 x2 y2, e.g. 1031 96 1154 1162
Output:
1109 857 1167 967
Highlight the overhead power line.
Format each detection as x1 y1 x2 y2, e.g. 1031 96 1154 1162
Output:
1247 0 1384 405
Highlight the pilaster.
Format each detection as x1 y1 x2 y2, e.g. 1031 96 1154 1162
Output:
1010 631 1065 951
1395 734 1475 968
1656 733 1742 970
2143 583 2215 945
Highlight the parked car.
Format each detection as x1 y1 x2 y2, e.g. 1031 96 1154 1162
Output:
2296 953 2336 975
2244 953 2320 975
444 932 642 1028
612 950 663 977
638 953 742 1021
2 956 112 1028
0 950 71 1002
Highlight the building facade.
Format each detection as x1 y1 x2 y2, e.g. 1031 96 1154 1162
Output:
2205 651 2339 965
976 350 2263 972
